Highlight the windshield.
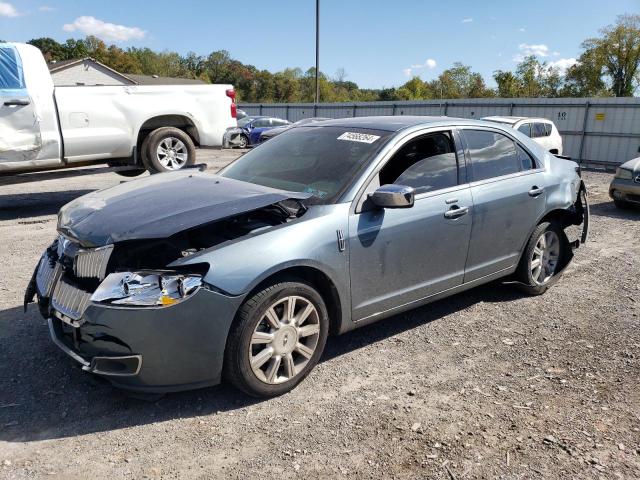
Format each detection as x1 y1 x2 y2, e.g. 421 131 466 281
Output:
220 126 392 204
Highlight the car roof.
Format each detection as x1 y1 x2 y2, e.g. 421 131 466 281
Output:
306 115 486 132
483 116 552 124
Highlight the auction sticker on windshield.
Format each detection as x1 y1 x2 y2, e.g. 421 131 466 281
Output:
337 132 381 143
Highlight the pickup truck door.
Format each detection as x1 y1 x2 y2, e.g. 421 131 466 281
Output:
0 45 42 164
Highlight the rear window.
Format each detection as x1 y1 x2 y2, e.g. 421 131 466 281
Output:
464 129 521 181
544 123 552 136
0 46 25 90
517 123 531 137
532 123 546 138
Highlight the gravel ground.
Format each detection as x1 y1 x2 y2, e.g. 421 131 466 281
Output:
0 152 638 480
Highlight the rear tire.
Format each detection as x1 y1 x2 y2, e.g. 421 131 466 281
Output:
144 127 196 173
224 281 329 397
515 222 566 295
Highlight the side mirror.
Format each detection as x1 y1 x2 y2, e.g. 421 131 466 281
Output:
369 185 415 209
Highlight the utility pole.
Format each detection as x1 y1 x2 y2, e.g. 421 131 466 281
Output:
315 0 320 104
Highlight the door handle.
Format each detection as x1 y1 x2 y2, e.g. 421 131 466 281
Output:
444 206 469 219
4 99 30 106
528 186 545 197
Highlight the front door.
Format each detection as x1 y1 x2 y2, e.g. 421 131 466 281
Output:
348 129 473 321
0 45 42 165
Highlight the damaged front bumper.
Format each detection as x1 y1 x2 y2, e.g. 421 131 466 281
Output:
27 242 245 393
222 127 244 148
609 177 640 205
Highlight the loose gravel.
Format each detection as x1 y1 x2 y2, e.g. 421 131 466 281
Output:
0 152 638 479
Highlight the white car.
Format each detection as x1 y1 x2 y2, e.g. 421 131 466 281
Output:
0 43 237 176
482 116 563 155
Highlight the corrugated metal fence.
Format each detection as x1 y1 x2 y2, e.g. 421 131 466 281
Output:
239 97 640 168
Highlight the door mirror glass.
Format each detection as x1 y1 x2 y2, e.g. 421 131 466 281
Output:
369 185 415 209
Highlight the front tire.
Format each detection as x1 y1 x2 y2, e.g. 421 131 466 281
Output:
144 127 196 173
224 281 329 397
515 222 565 295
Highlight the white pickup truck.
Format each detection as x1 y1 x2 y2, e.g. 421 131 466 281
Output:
0 43 237 176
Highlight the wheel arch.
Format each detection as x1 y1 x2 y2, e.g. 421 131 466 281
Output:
136 114 201 151
241 265 344 336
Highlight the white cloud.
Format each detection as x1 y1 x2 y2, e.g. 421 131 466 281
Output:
548 57 578 74
462 17 473 23
0 2 20 17
403 58 437 77
518 43 550 57
38 5 55 11
63 16 146 42
518 27 526 32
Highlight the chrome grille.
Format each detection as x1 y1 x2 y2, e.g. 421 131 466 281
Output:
35 256 60 297
74 244 114 280
51 279 92 321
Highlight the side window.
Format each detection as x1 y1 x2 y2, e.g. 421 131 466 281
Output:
0 46 25 89
517 123 531 137
379 132 458 194
516 144 535 170
464 129 520 181
544 123 552 136
273 119 289 126
253 119 269 128
532 123 546 138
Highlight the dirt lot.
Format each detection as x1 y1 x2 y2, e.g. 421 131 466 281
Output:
0 151 638 480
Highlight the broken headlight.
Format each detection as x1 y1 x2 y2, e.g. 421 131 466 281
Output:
90 272 202 307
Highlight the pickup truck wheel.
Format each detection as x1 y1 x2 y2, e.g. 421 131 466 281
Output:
145 127 196 173
224 281 329 398
515 222 566 296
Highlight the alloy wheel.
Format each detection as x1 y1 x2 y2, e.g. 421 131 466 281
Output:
530 230 560 285
249 296 320 384
156 137 188 170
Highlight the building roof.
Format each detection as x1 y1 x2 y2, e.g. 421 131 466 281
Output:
48 57 135 84
126 74 205 85
48 57 205 86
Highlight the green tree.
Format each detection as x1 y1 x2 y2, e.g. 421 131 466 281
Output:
27 37 64 61
581 14 640 96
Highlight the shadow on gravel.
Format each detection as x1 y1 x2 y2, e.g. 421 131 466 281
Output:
0 190 94 221
588 199 640 220
0 281 524 443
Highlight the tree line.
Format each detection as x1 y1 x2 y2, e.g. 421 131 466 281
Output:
20 14 640 102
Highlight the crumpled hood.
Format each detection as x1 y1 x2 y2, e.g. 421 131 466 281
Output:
58 171 310 247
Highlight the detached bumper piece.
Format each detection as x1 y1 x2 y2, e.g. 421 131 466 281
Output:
48 318 142 376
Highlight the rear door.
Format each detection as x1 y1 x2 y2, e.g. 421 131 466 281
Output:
0 44 42 164
461 128 547 282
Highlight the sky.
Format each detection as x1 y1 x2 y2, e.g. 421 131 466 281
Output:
0 0 637 89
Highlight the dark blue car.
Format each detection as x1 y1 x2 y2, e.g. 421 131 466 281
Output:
236 116 290 147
